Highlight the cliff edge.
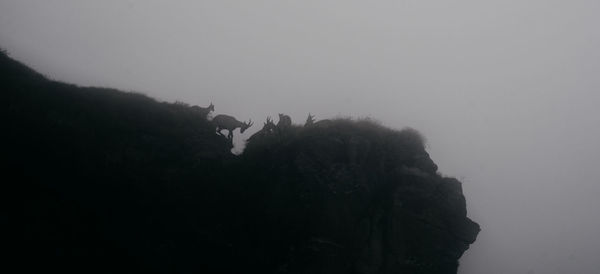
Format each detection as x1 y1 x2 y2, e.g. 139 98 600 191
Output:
2 51 479 274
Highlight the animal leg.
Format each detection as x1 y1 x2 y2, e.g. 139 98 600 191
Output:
216 127 225 137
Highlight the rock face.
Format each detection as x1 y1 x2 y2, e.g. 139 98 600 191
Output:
239 120 480 274
3 51 478 274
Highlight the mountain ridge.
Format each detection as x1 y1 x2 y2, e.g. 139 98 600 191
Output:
2 51 479 274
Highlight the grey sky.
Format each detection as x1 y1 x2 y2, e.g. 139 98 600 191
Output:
2 1 600 273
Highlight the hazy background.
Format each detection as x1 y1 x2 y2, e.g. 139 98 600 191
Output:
2 1 599 273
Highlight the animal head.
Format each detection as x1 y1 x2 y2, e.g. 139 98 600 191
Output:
263 117 276 132
240 119 253 133
208 102 215 112
277 113 292 127
265 116 275 126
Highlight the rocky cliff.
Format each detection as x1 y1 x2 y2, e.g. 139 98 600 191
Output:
2 51 478 274
238 120 479 273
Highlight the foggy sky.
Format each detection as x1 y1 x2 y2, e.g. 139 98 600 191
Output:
2 1 600 273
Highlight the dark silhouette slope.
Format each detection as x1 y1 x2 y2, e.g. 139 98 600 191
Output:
2 51 479 274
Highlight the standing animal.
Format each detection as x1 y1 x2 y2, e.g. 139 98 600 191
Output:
277 113 292 128
212 114 253 139
191 102 214 119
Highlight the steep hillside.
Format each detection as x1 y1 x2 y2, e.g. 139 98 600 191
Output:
2 51 478 274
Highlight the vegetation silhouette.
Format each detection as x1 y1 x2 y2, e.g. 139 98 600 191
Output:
3 50 478 274
305 113 315 126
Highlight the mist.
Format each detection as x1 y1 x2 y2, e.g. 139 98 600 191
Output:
2 1 600 273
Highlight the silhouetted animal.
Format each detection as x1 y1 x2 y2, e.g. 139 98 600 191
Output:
212 114 253 139
247 117 277 142
277 113 292 128
191 102 214 118
263 116 277 133
305 113 315 126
